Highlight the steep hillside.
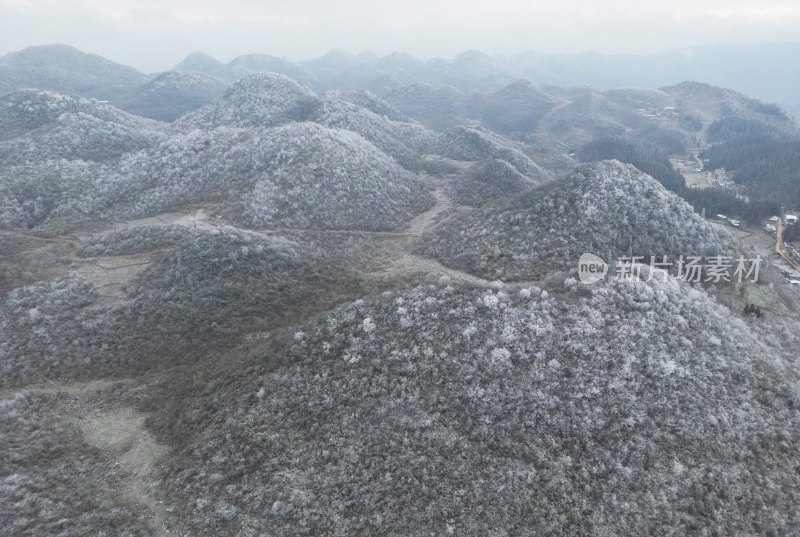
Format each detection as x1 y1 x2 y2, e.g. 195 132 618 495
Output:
321 63 387 92
175 73 322 130
223 123 435 230
314 99 435 169
702 116 800 210
119 71 229 121
537 92 648 147
376 52 428 84
662 81 796 130
478 80 561 136
160 280 800 536
323 89 409 121
435 126 548 180
301 49 361 73
172 51 225 74
602 88 677 111
0 44 149 104
428 49 518 90
0 113 164 165
1 123 435 232
175 75 435 171
416 161 726 280
0 90 165 165
384 83 470 130
577 135 687 192
0 89 160 141
444 157 538 207
0 227 363 385
217 54 318 87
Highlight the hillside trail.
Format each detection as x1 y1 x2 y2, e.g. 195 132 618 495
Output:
365 184 544 291
2 171 546 294
405 188 455 234
0 228 82 257
0 177 538 292
775 218 800 273
0 173 544 533
79 405 171 536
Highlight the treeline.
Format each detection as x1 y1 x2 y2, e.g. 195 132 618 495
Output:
706 117 786 143
682 188 779 223
577 135 685 192
679 113 703 132
703 117 800 210
784 224 800 243
578 135 780 222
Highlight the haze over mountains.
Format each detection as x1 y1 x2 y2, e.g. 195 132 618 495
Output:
1 42 798 119
2 37 800 536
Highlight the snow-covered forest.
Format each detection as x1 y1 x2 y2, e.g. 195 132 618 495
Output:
1 42 799 537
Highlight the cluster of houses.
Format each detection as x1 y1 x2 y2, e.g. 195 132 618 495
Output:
714 168 736 189
777 213 800 284
637 105 681 120
787 246 800 263
716 214 741 227
784 214 800 265
782 270 800 285
765 214 799 234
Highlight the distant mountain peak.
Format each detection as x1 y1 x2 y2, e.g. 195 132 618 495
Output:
172 51 223 73
303 49 359 70
319 48 356 61
176 72 322 129
379 51 424 67
1 43 83 61
356 50 380 63
0 43 148 104
454 49 494 62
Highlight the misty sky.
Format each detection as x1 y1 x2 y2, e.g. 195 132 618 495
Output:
1 0 799 71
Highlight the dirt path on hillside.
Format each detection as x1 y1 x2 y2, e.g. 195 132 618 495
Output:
405 188 455 234
79 406 170 535
0 171 541 534
0 228 82 256
2 378 176 535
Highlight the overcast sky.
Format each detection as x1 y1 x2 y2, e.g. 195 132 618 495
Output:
1 0 799 71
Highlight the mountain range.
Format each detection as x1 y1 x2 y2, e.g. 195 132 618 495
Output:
2 40 800 537
1 42 799 119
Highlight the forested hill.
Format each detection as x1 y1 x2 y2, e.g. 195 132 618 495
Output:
703 117 800 209
578 135 781 222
